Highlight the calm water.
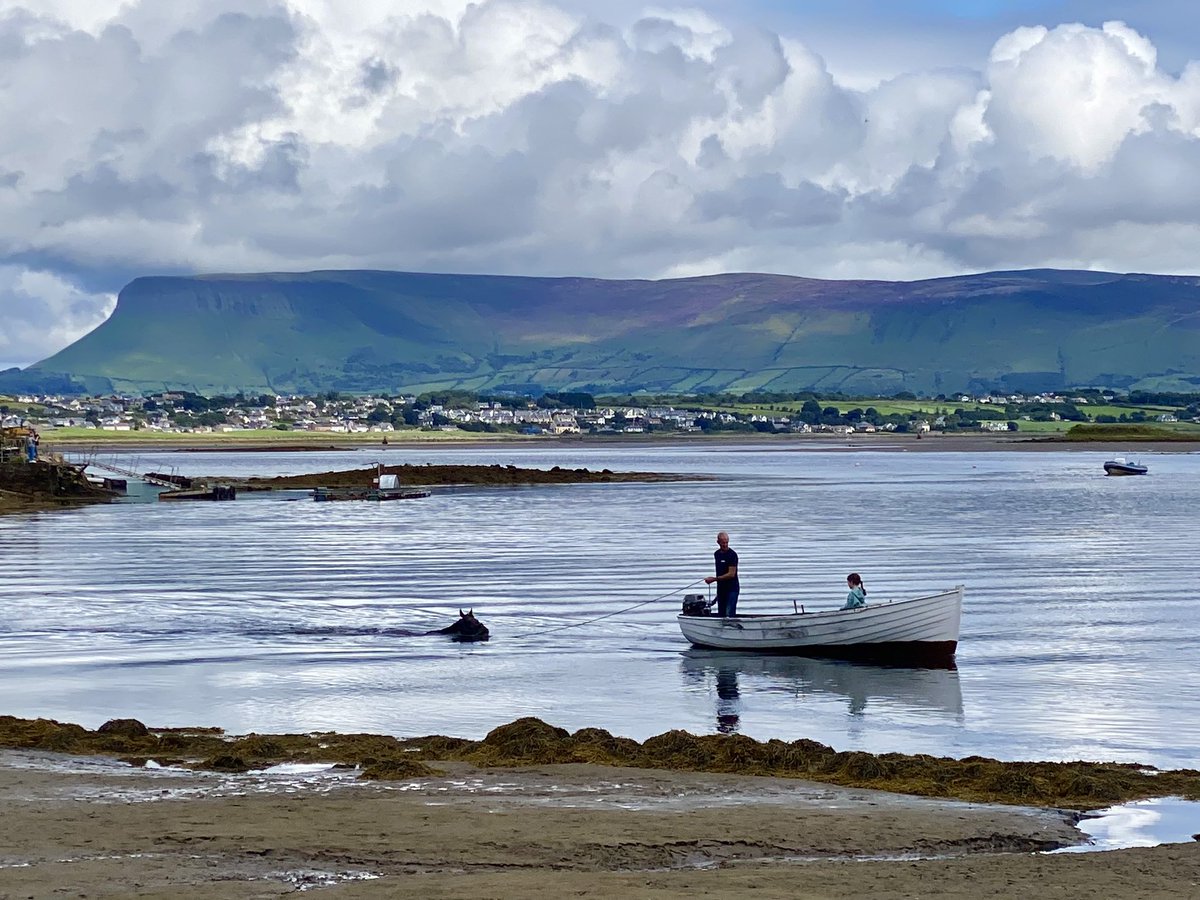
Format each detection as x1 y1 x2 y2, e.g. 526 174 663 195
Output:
2 442 1198 768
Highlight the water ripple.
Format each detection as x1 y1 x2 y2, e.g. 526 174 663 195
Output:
1 444 1198 767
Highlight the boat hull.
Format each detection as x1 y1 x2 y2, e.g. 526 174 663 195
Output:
312 488 431 501
677 586 963 663
1103 462 1147 476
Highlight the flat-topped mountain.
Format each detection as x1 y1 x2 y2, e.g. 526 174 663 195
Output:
4 268 1199 395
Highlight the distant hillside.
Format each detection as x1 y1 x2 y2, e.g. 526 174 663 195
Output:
5 268 1200 395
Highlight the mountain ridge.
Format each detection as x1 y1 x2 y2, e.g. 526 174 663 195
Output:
4 268 1199 396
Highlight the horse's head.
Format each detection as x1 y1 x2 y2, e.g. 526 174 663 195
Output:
430 608 489 640
455 608 488 640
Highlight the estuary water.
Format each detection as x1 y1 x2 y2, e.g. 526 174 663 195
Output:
2 442 1198 769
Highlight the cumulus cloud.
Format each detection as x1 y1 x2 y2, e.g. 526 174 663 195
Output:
1 2 1200 365
0 267 115 369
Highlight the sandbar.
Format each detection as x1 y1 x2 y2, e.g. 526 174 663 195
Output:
2 711 1199 898
4 751 1199 899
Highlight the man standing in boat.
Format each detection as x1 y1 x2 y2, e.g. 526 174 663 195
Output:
705 531 740 617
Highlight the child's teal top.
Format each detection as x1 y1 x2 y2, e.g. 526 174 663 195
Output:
842 586 867 609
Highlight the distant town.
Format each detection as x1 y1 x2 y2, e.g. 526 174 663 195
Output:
3 388 1199 438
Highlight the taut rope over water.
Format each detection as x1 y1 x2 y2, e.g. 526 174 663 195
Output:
510 579 707 638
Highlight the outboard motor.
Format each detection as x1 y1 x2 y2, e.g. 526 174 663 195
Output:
681 594 710 617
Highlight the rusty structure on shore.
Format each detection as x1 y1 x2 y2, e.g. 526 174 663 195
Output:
1 426 115 508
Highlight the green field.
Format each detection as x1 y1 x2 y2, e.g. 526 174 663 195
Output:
37 427 528 446
715 399 994 417
712 396 1193 425
1080 403 1181 418
1007 420 1072 433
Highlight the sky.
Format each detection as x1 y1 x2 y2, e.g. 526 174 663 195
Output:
3 0 1200 369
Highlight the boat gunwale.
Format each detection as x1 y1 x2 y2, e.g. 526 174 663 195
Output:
676 586 963 625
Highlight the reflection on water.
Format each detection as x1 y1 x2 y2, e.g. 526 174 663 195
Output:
2 443 1200 766
1053 797 1200 852
681 650 964 733
715 668 741 734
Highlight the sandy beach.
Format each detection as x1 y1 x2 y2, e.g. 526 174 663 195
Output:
2 750 1198 899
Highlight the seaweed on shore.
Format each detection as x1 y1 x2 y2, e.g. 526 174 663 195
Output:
2 714 1197 811
1062 424 1199 442
0 457 115 512
227 463 700 492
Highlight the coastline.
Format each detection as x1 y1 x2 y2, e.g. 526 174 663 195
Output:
4 713 1199 813
1 744 1197 898
4 432 1186 514
40 430 1200 454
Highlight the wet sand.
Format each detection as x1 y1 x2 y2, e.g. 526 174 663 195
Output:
3 750 1197 899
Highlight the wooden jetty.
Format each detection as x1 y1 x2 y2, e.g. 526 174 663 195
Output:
159 485 237 502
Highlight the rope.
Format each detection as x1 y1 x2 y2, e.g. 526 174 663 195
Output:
510 578 708 638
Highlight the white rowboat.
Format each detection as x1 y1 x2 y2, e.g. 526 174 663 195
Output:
677 586 963 663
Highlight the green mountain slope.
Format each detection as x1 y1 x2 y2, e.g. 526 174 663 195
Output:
6 268 1200 395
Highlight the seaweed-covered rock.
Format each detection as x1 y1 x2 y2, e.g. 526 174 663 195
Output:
228 735 288 760
204 754 251 772
978 766 1047 799
358 758 440 781
759 737 835 773
830 751 894 781
0 716 90 751
467 717 573 765
1062 773 1121 804
404 734 476 758
640 729 711 769
98 718 150 738
706 733 766 770
569 727 642 765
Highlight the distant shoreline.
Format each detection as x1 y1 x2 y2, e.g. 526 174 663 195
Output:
41 431 1200 454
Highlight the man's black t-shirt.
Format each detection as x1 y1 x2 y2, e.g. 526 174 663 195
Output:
713 547 739 595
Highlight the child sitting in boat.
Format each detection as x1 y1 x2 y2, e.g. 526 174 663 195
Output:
842 573 867 610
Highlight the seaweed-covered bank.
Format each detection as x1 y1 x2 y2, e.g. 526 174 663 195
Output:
0 457 114 514
4 716 1200 898
3 714 1198 810
229 463 701 492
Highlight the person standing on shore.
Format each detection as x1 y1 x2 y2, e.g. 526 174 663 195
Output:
704 531 740 617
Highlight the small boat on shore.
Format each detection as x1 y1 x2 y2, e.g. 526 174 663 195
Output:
159 485 237 501
1104 457 1148 476
677 586 963 663
312 486 430 502
311 471 431 502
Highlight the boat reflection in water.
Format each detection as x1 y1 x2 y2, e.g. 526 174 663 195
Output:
680 650 963 735
713 667 742 734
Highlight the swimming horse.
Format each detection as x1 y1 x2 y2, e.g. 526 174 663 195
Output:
426 609 490 642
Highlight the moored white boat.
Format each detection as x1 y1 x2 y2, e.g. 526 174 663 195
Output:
677 585 963 663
